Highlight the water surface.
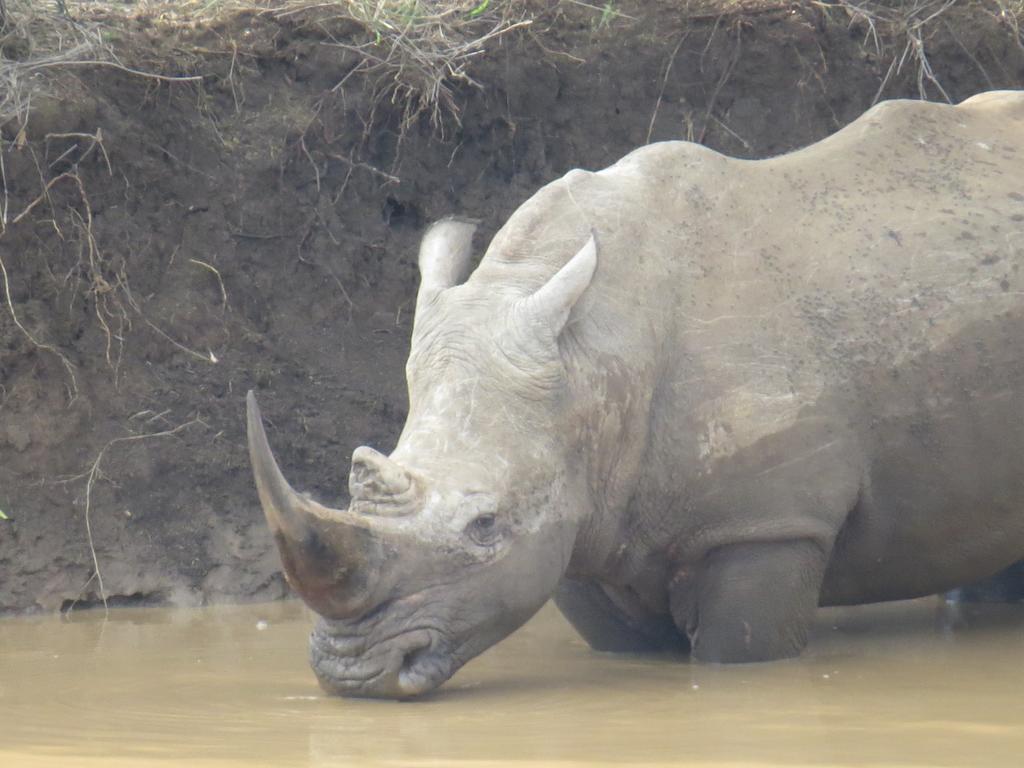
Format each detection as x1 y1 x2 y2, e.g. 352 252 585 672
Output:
1 598 1022 767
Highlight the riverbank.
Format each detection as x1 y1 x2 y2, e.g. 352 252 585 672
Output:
2 0 1023 612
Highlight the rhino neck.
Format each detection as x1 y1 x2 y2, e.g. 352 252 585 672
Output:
562 348 664 580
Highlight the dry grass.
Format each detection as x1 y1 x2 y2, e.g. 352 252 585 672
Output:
823 0 1024 103
0 1 205 131
990 0 1024 51
1 1 535 134
301 1 534 130
7 1 1021 134
0 1 109 130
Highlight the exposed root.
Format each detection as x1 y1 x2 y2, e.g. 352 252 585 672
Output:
324 150 401 184
943 18 994 90
142 317 220 364
0 165 82 399
55 417 206 616
318 258 356 323
189 258 230 315
647 32 689 143
0 245 79 399
990 0 1024 50
310 2 534 132
0 5 217 396
822 0 1018 104
698 15 744 145
1 124 221 398
26 58 203 84
64 170 132 377
45 130 113 174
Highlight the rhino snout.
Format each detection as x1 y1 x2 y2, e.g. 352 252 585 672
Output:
310 619 455 699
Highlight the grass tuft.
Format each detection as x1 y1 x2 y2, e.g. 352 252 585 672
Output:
0 1 111 130
0 2 535 134
272 1 534 130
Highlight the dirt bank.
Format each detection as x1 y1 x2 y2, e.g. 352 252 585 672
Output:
1 0 1022 613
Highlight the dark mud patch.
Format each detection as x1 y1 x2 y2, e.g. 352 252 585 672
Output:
1 1 1022 612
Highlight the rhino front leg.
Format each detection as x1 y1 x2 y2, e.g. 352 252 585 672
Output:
555 577 689 653
948 559 1024 603
670 539 828 663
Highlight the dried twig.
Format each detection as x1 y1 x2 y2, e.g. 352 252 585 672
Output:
45 132 113 175
24 59 203 83
826 0 965 104
325 151 401 184
189 258 229 313
57 418 205 615
142 317 219 364
698 19 743 145
319 259 356 323
0 157 84 397
0 247 79 398
8 171 78 225
647 32 688 144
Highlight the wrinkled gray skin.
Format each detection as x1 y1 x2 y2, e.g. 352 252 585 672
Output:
247 91 1024 698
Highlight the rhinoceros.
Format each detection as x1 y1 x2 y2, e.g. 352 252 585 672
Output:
247 90 1024 698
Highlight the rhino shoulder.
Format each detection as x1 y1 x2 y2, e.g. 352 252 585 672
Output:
592 140 730 184
856 90 1024 130
772 90 1024 183
957 89 1024 119
482 141 728 268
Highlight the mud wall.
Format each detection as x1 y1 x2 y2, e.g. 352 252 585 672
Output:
2 1 1022 612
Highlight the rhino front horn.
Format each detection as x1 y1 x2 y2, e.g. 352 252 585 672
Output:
246 391 384 619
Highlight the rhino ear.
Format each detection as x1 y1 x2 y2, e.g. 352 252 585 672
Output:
521 233 598 337
348 446 418 516
416 218 478 314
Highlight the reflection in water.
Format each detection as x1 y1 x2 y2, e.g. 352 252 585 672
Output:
1 598 1022 767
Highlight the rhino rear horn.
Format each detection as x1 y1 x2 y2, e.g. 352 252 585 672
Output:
246 391 384 619
415 217 478 314
521 232 598 336
348 446 419 516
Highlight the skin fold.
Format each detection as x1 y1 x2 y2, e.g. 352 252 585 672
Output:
248 91 1024 697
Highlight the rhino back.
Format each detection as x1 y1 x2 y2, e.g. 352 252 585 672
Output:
476 92 1023 399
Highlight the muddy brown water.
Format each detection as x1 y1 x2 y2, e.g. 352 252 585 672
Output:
1 599 1022 768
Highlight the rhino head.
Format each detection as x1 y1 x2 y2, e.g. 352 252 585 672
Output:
247 219 598 698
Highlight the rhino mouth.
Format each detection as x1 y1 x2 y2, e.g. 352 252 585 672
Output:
309 609 459 699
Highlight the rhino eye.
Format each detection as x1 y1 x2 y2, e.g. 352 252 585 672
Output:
466 513 499 545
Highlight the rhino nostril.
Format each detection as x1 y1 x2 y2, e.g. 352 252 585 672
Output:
402 645 429 670
396 642 446 698
398 630 436 672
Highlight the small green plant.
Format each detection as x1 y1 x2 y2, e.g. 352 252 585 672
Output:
0 509 9 520
599 1 616 28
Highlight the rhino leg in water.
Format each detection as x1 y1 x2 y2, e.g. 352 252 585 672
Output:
668 540 830 663
554 578 688 653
